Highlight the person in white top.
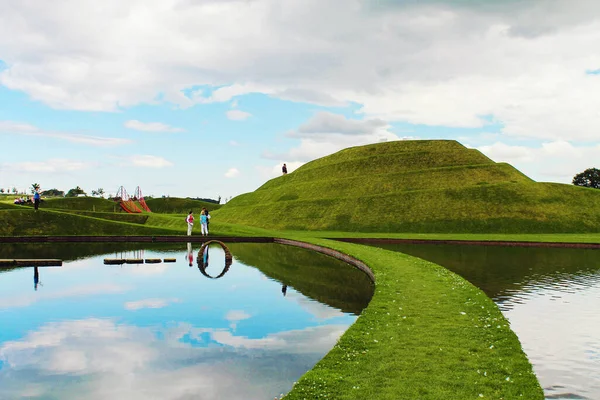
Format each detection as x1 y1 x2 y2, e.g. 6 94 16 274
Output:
186 210 194 236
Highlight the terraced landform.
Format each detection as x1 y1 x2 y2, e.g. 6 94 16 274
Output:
10 139 600 398
215 140 600 233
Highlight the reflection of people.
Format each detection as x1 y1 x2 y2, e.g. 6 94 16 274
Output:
34 267 40 291
282 284 287 297
200 210 209 236
187 242 193 267
33 190 41 211
282 163 288 175
186 210 194 236
203 245 209 267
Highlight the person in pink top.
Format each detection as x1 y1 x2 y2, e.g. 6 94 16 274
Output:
186 210 194 236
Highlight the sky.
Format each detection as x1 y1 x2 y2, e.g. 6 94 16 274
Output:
1 0 600 201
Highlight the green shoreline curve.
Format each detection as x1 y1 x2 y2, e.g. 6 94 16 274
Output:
272 235 544 399
1 231 546 399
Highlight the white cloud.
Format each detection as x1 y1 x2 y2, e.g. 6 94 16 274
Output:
274 88 347 107
124 298 181 311
1 159 97 174
224 310 251 322
224 310 251 330
475 140 600 183
1 0 600 145
0 284 127 309
211 324 348 354
0 318 350 400
128 155 174 168
124 120 185 133
256 162 304 181
228 140 240 146
270 112 400 164
0 120 132 147
226 110 252 121
224 167 240 178
291 111 388 137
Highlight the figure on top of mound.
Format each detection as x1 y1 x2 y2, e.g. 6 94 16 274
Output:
282 163 288 175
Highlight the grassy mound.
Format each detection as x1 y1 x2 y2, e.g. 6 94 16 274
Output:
0 209 176 236
38 197 119 212
215 140 600 233
144 197 222 214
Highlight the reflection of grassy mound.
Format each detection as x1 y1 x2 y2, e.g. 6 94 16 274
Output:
216 140 600 233
144 198 222 214
228 243 373 314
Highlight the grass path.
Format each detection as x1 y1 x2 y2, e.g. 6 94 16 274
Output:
279 236 543 400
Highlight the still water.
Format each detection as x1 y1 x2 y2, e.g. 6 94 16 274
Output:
372 243 600 400
0 242 373 400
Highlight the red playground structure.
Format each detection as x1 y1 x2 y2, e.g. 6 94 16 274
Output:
115 186 151 213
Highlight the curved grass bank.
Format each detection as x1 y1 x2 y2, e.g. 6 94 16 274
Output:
279 237 543 400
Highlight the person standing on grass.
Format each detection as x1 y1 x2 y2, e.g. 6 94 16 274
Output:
202 207 211 227
200 210 209 236
186 210 194 236
282 163 288 175
33 190 41 211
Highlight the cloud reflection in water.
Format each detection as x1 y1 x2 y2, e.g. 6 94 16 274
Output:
0 318 347 400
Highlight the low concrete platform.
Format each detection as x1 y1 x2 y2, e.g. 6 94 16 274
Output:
0 259 62 267
104 259 125 265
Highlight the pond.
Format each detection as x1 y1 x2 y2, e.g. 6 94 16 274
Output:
371 242 600 400
0 242 374 400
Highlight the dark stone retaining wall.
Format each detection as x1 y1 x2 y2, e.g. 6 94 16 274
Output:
274 238 375 282
332 237 600 249
0 236 274 243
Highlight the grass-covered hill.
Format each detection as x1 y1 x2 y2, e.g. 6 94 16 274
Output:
0 196 224 236
215 139 600 233
144 197 221 214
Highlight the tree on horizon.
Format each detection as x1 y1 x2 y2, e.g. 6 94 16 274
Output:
573 168 600 189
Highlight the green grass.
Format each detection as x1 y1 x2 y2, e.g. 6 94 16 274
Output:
280 237 543 399
215 140 600 233
144 197 222 214
0 209 176 236
39 197 119 212
2 139 592 399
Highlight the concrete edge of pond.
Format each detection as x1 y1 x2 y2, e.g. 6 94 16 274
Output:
2 235 600 249
331 237 600 249
0 235 275 243
274 238 375 282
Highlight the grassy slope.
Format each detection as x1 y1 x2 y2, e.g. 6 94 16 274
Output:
40 197 119 212
215 140 600 233
282 238 543 399
0 209 176 236
144 197 222 214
